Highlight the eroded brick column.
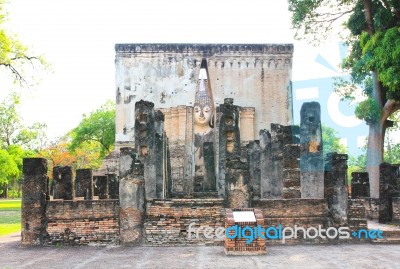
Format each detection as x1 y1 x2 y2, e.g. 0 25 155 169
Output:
324 153 348 225
247 140 261 199
135 100 157 199
225 157 250 208
379 163 399 223
283 143 301 199
154 110 165 198
351 172 370 198
75 169 93 200
218 98 241 199
259 129 272 198
21 158 48 246
119 147 145 244
53 166 73 200
262 124 284 198
300 102 324 198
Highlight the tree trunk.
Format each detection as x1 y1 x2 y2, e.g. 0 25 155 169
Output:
366 121 385 198
0 183 8 198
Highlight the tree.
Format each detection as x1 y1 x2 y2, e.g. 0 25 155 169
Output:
69 101 115 157
0 92 47 196
0 0 45 85
0 92 47 150
38 139 102 173
38 141 76 172
0 92 21 148
322 124 348 155
384 112 400 163
0 144 34 197
289 0 400 198
0 148 19 197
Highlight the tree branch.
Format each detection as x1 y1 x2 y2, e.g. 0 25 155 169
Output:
379 0 400 20
308 9 354 24
0 63 27 85
381 99 400 124
363 0 375 35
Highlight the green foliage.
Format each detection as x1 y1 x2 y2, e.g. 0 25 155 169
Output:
0 145 33 196
69 101 115 157
288 0 354 44
384 119 400 164
358 28 400 98
0 92 21 148
0 149 19 185
0 0 46 85
384 143 400 164
341 1 400 102
0 92 45 196
322 124 347 155
289 0 400 104
290 1 400 191
354 98 381 123
0 92 47 150
347 153 367 184
0 1 47 197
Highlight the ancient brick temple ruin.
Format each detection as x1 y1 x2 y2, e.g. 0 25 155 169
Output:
21 44 400 248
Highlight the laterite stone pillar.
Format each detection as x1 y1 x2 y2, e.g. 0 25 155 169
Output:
53 166 73 200
119 147 145 244
21 158 48 246
75 169 93 200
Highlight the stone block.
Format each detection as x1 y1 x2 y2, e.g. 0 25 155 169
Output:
22 158 48 246
53 166 73 200
75 169 93 200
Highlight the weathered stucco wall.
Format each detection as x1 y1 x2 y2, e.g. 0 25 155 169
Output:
115 43 293 145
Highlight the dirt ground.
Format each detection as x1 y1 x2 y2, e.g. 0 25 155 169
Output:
1 232 399 269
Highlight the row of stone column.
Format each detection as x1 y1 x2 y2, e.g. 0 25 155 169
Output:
351 163 400 223
244 102 324 200
219 100 327 206
134 100 169 199
52 166 118 200
22 156 137 246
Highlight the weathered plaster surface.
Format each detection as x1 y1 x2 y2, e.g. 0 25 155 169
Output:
115 43 293 145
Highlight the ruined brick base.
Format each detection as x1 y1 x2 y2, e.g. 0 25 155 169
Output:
46 200 120 246
144 199 225 246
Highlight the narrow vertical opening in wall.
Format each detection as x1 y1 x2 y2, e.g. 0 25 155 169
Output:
226 131 235 141
226 131 235 153
200 58 207 69
225 116 234 126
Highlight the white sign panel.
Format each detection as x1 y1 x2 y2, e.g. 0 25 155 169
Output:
232 211 256 222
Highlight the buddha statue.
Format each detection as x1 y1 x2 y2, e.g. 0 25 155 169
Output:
194 59 215 191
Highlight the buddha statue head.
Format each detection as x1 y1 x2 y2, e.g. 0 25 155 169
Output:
194 60 214 130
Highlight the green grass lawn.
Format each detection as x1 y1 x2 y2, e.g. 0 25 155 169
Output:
0 199 21 236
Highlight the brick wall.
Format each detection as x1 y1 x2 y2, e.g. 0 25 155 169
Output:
348 199 368 230
144 198 225 246
361 198 380 220
46 200 120 245
252 199 331 227
144 198 343 246
393 197 400 223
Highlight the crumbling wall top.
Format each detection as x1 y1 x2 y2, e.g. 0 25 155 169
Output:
115 43 294 56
